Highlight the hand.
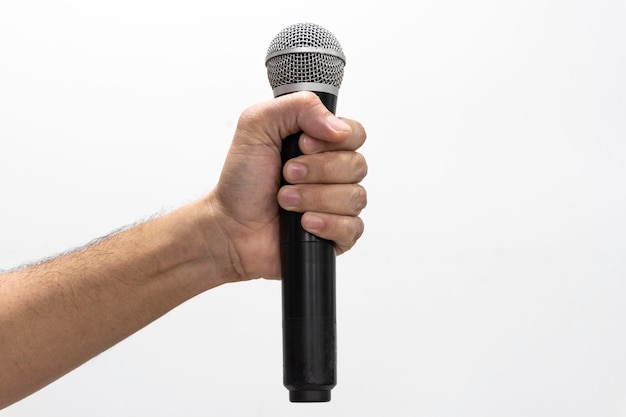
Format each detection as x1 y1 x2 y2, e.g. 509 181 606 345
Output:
0 91 366 409
208 91 367 281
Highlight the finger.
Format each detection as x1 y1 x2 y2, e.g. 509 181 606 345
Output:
299 118 366 154
278 183 367 216
283 151 368 184
237 91 352 148
301 213 365 255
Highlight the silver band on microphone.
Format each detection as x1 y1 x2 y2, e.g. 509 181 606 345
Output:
272 82 340 97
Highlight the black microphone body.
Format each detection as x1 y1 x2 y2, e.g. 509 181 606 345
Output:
280 92 338 403
265 23 346 403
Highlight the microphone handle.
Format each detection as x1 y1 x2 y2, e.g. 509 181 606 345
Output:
280 92 338 402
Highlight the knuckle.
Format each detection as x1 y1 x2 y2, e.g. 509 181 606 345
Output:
238 103 265 127
355 122 367 147
347 216 365 248
355 152 368 182
354 217 365 242
335 216 364 256
350 184 367 214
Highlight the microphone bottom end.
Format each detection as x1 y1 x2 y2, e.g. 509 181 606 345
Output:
289 390 331 403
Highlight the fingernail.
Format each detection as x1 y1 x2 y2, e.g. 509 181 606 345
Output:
279 188 300 208
303 214 324 231
286 162 307 181
327 115 350 132
302 136 324 153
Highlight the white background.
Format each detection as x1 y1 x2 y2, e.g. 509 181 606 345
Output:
1 1 626 416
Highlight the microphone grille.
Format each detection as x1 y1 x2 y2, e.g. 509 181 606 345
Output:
265 23 346 94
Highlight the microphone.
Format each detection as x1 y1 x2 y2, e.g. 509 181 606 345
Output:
265 22 346 403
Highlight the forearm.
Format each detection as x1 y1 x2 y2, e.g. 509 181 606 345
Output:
0 196 233 408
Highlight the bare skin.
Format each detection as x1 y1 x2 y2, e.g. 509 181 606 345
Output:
0 91 367 409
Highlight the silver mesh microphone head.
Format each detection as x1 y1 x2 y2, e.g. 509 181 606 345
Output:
265 22 346 97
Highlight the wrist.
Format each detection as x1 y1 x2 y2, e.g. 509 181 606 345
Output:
190 193 247 288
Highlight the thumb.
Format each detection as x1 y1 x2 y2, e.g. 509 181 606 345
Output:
238 91 351 148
